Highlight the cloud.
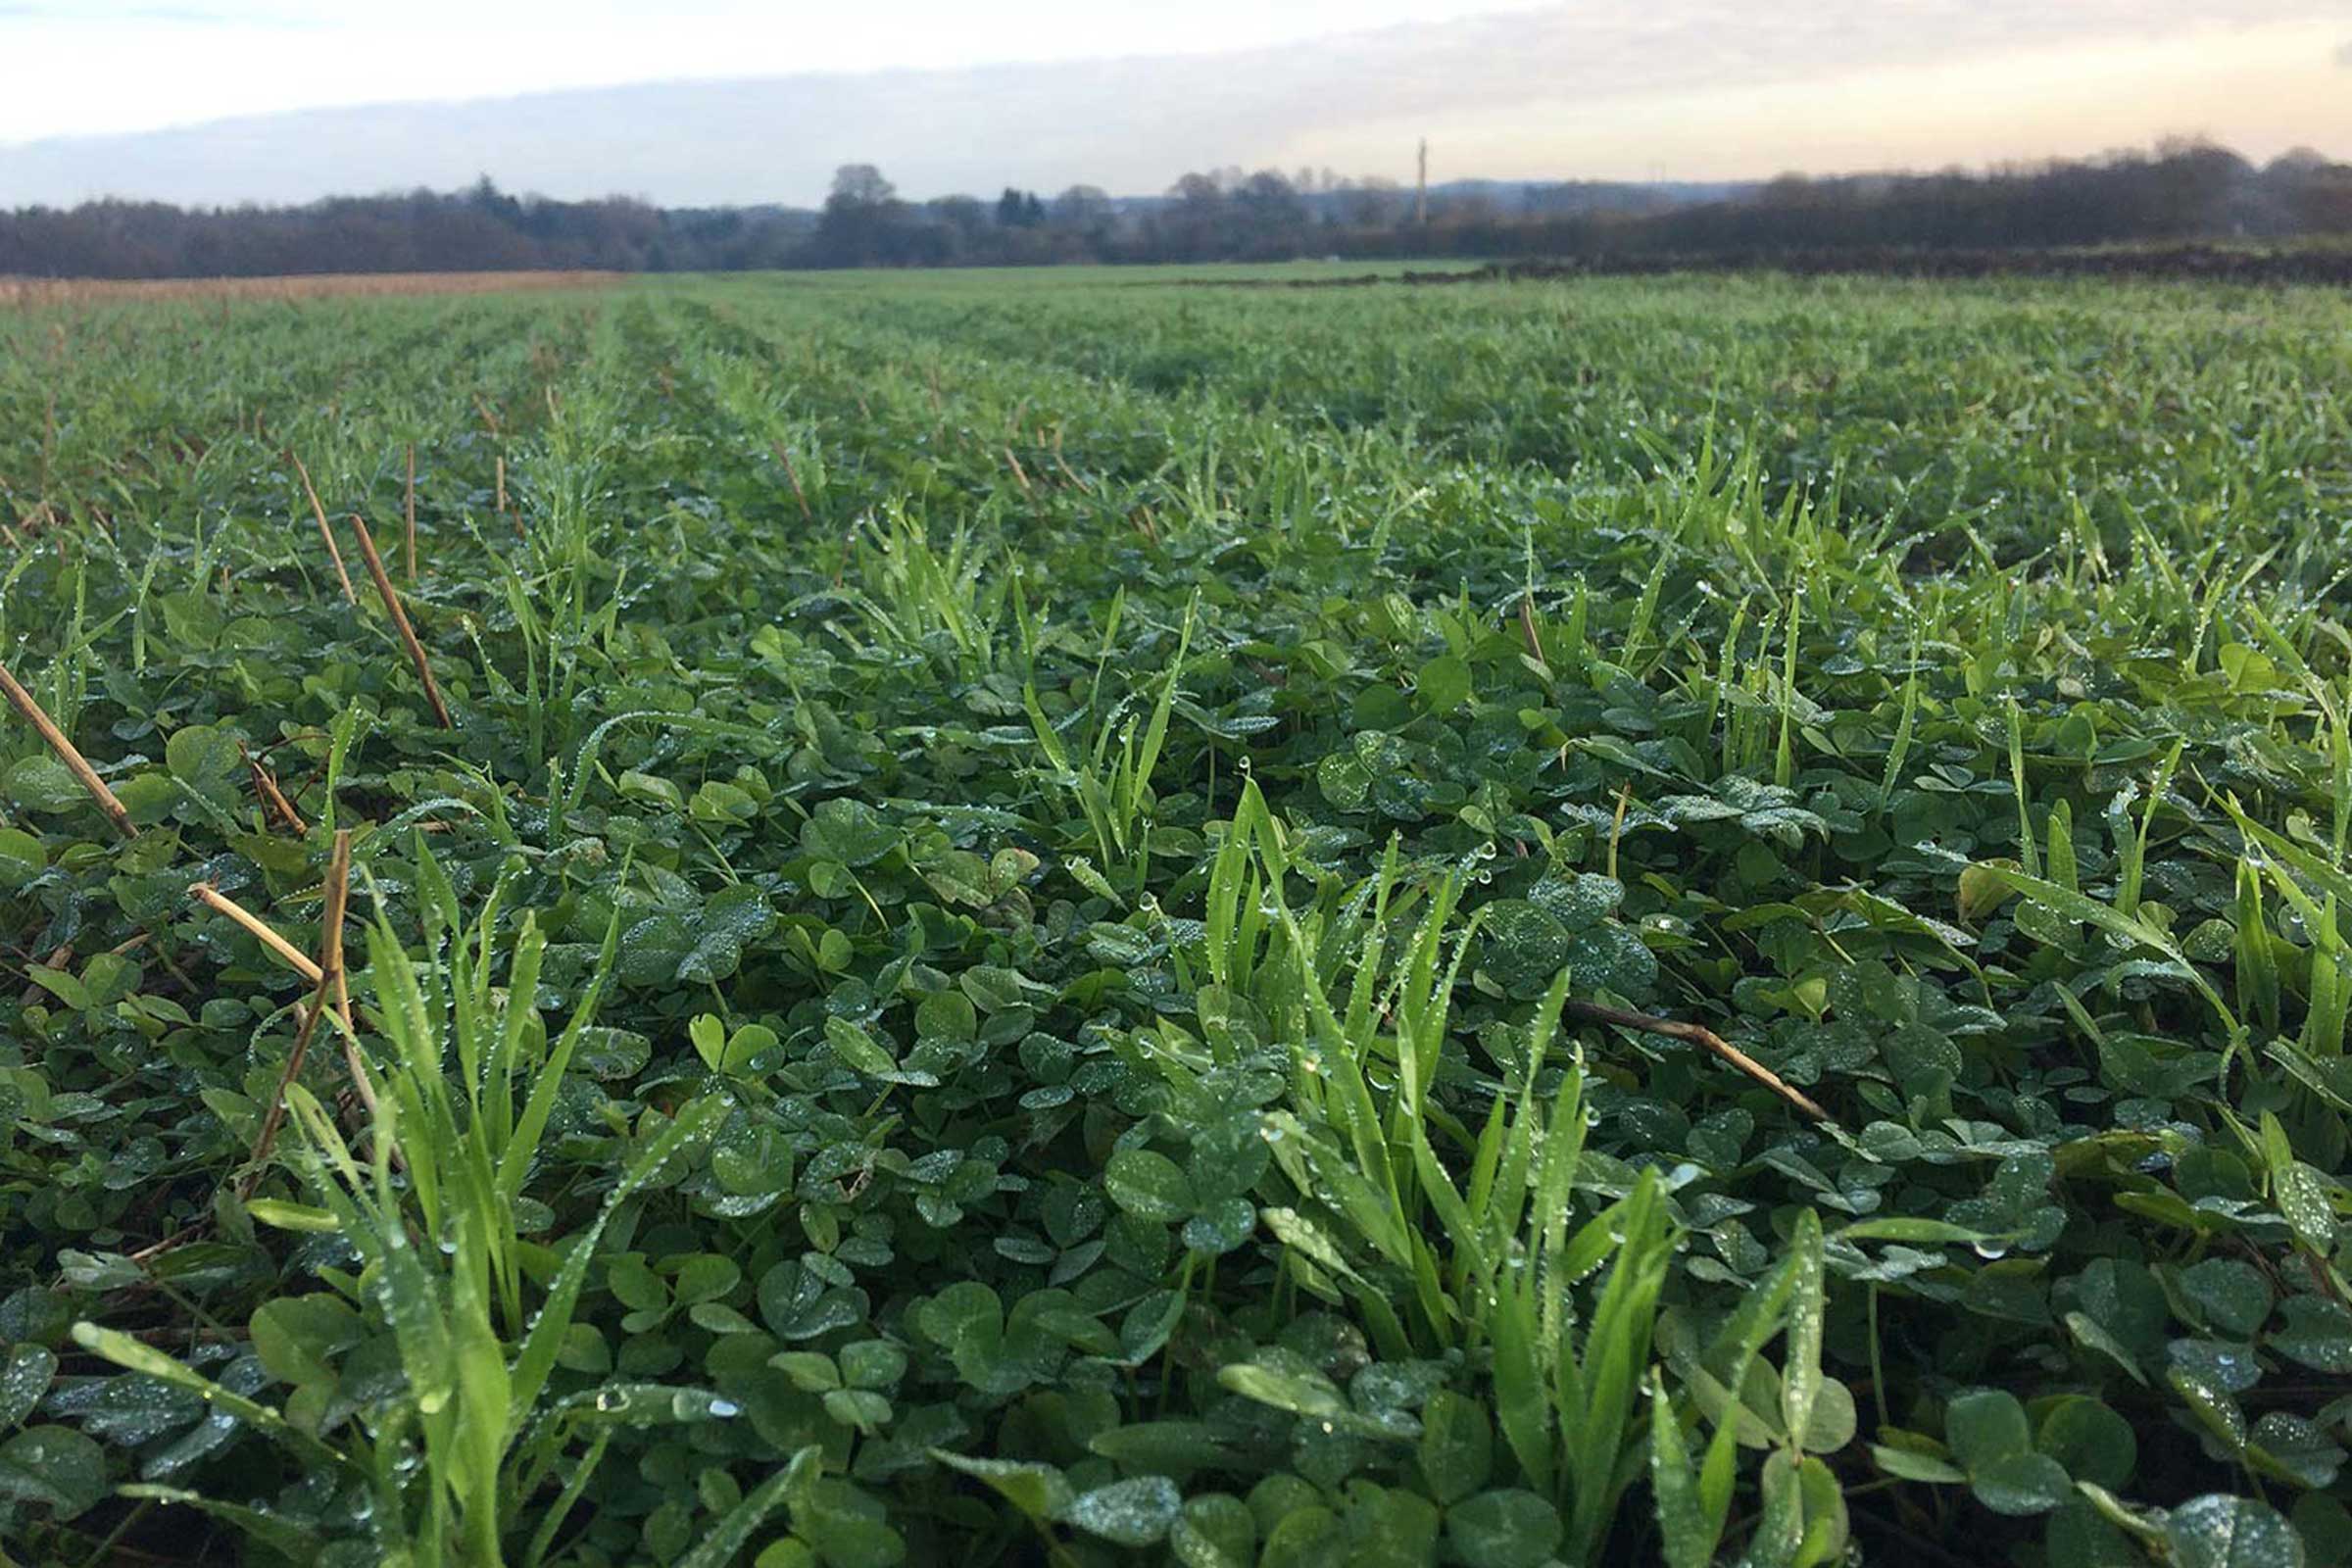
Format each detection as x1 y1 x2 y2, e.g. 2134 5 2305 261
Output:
0 0 2343 205
2336 36 2352 65
0 3 314 22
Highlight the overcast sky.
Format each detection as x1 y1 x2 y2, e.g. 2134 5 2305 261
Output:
2 1 2348 206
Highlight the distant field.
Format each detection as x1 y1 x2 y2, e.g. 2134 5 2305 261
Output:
2 270 2349 1566
0 261 1473 312
722 258 1490 293
8 241 2350 311
0 269 616 308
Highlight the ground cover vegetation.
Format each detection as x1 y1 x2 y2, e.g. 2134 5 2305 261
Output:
0 270 2347 1566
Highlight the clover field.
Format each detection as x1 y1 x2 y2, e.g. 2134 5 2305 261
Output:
1 270 2350 1568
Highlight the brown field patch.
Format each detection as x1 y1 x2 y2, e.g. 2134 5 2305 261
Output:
0 270 618 309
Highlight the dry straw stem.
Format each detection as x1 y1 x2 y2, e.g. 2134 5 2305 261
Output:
313 826 358 1040
289 452 358 604
1051 435 1092 495
1560 997 1833 1123
236 968 329 1197
0 658 137 838
189 877 361 1042
404 443 417 582
189 882 322 986
240 741 308 834
348 514 453 728
20 939 71 1006
770 440 813 521
238 829 353 1197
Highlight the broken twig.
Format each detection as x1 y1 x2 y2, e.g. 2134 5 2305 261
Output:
1561 996 1832 1122
290 452 358 604
0 659 136 838
348 513 453 728
241 741 308 834
239 830 353 1197
189 882 321 985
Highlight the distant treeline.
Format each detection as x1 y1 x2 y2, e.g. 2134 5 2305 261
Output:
4 139 2348 278
1353 143 2352 264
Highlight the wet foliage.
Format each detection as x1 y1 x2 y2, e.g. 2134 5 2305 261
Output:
0 271 2347 1565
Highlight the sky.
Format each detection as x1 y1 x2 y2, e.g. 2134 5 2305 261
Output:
1 0 2348 206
